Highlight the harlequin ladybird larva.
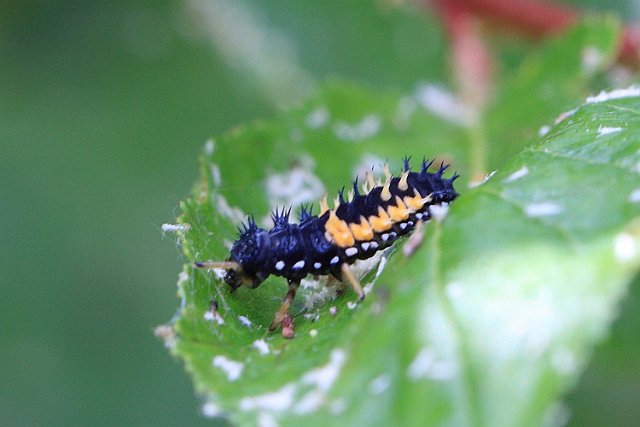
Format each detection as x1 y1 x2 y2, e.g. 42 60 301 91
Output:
195 157 459 337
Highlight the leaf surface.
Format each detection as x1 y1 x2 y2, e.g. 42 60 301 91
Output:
160 19 640 427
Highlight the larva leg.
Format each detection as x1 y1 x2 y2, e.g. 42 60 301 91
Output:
269 279 300 336
340 263 365 300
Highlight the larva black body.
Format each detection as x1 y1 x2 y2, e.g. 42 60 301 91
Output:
197 158 458 336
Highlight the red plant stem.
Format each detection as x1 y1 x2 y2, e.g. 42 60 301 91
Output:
620 26 640 66
431 0 640 66
433 0 577 36
437 1 493 108
434 1 493 180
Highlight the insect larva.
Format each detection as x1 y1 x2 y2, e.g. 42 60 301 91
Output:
196 157 459 337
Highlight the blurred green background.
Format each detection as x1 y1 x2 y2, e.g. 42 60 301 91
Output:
2 0 639 426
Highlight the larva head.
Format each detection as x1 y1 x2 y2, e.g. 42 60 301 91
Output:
410 160 459 203
226 217 269 288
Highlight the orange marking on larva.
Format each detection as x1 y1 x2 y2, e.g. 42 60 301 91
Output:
403 190 424 211
319 195 329 214
325 211 355 247
366 171 376 190
383 163 392 179
387 196 410 221
368 206 393 233
398 171 409 191
349 216 374 241
361 182 370 194
380 178 392 201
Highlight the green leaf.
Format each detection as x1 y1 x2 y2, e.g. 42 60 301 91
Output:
484 17 620 167
564 273 640 426
323 91 640 427
160 84 640 426
158 17 640 427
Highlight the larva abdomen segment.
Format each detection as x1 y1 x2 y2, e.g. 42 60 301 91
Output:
324 170 446 254
268 217 339 280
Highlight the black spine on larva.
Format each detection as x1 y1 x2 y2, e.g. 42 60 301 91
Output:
226 217 271 288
